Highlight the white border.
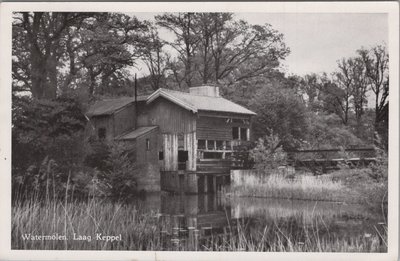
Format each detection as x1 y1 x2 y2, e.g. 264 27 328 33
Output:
0 2 398 261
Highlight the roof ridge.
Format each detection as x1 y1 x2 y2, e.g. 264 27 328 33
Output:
101 95 148 101
160 88 223 98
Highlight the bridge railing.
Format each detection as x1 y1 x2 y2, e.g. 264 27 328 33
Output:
287 148 376 161
286 147 376 172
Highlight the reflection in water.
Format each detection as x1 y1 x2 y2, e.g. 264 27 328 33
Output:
134 193 386 251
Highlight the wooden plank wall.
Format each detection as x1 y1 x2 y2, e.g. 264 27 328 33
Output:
136 128 159 164
113 104 135 137
147 97 197 172
162 134 178 171
197 116 232 140
197 115 251 141
147 98 196 133
161 132 196 171
92 115 114 141
136 101 149 127
184 132 197 171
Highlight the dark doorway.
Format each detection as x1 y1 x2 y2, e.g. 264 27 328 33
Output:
178 150 188 170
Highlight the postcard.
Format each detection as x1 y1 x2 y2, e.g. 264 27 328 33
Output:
0 2 398 261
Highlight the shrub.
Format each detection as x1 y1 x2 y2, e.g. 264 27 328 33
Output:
368 145 388 181
250 132 287 174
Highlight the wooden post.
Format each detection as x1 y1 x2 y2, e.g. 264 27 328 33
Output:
212 176 217 193
203 175 208 193
204 194 208 212
246 128 250 141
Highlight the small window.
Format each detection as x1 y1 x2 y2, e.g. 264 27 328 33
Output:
226 140 231 150
216 140 223 150
232 127 239 140
198 140 206 150
240 128 248 141
159 151 164 160
98 128 106 140
207 140 215 150
146 138 150 151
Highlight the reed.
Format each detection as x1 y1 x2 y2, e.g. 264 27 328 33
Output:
230 174 348 202
12 195 387 252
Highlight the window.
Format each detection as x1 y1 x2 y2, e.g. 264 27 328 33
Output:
240 128 248 141
159 151 164 160
178 151 189 170
216 140 224 150
146 138 150 151
232 127 239 140
207 140 215 150
178 133 184 149
98 128 106 140
233 127 248 141
198 140 206 150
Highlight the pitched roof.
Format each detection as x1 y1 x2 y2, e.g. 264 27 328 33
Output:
116 126 158 140
86 96 148 116
147 88 256 115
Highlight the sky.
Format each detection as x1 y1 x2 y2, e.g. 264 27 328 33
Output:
131 12 388 77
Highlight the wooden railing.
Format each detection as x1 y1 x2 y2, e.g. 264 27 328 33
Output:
196 159 243 174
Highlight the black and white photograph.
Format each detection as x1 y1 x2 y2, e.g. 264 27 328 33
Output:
0 2 398 261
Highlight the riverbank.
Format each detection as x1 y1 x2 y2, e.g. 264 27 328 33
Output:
230 168 388 207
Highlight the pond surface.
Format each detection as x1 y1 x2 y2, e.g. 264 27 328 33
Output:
133 192 387 252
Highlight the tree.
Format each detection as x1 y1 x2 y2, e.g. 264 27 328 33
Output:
13 12 94 99
138 24 169 90
78 13 148 96
331 58 358 125
12 12 148 99
250 132 287 174
358 45 389 127
156 13 200 87
249 83 309 150
156 13 290 88
350 57 369 132
298 73 323 110
12 94 87 198
212 21 290 85
305 113 364 149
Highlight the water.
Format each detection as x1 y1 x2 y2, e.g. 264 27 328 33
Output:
133 192 387 251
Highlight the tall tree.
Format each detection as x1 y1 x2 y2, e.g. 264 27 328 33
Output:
331 58 355 125
156 13 200 87
13 12 148 99
13 12 93 99
358 45 389 127
350 57 369 127
156 13 289 88
138 24 168 90
77 13 148 96
249 83 309 150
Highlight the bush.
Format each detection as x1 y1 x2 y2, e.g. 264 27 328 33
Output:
250 132 287 174
82 141 139 199
368 145 388 181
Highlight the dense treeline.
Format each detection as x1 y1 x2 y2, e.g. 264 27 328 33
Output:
12 12 389 198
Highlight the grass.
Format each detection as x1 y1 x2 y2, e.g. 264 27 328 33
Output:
11 194 388 252
11 166 387 251
201 218 387 252
230 168 388 205
12 196 161 250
